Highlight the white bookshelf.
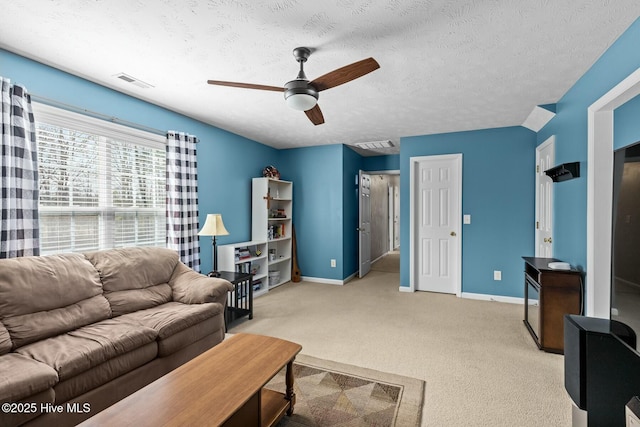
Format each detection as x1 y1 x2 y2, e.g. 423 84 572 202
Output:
252 177 293 290
218 240 268 296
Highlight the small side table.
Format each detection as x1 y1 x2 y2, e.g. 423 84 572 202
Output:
217 271 253 331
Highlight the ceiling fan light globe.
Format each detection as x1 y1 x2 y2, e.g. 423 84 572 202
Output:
284 79 318 111
286 93 317 111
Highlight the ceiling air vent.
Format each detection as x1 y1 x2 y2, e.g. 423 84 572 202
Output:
114 73 154 89
354 140 394 150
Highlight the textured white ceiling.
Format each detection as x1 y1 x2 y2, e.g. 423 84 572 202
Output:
1 1 639 156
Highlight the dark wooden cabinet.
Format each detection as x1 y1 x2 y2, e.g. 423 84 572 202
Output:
523 257 582 354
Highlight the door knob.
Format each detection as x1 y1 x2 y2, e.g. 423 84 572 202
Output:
450 231 456 237
544 237 553 243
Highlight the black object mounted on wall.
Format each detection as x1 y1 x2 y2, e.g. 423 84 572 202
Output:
545 162 580 182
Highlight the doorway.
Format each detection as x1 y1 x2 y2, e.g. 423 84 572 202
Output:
409 154 462 295
588 67 640 318
358 170 400 277
535 136 555 257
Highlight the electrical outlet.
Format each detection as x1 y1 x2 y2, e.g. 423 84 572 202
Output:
494 270 502 281
331 259 336 268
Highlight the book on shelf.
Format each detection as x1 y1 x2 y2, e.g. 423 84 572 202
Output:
237 247 251 260
235 261 252 274
269 208 287 218
267 224 286 240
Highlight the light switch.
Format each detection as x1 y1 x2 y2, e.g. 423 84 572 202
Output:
464 214 471 224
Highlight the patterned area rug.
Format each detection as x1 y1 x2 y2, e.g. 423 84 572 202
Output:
266 354 424 427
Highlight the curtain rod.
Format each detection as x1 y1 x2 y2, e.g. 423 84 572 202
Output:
30 94 167 137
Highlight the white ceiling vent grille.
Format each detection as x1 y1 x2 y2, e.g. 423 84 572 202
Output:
354 140 394 150
114 73 154 89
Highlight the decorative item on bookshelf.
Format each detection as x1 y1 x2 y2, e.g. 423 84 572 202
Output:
262 165 280 179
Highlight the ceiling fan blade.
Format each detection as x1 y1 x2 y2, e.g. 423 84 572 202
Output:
207 80 283 92
310 57 380 92
305 104 325 125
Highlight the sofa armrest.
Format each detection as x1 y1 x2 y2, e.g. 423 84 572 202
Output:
170 263 233 306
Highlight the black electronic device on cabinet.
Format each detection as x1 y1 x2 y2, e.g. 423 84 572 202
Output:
544 162 580 182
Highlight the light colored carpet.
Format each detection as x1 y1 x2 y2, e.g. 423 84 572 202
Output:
371 251 400 273
267 354 424 426
230 263 572 426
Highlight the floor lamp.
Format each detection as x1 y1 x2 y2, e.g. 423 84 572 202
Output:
198 214 229 277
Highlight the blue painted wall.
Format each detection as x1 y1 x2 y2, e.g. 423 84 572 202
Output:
280 144 350 280
362 154 400 171
400 127 536 297
537 17 640 278
614 94 640 150
1 48 279 273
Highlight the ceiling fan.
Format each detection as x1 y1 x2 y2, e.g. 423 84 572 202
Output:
207 47 380 125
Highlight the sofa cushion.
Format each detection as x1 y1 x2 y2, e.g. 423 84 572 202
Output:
54 342 157 403
3 296 112 349
0 322 11 355
84 247 179 292
16 318 157 380
102 284 173 318
0 253 110 349
0 353 58 402
118 301 222 356
0 388 55 427
84 247 179 315
156 316 223 357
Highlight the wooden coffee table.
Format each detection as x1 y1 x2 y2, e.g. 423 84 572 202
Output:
78 333 302 426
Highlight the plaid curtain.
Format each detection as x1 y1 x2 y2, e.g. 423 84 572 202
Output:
166 131 200 271
0 77 39 258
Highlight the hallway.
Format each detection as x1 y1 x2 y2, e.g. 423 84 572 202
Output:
370 250 399 273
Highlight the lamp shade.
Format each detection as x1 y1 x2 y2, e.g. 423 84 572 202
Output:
198 214 229 237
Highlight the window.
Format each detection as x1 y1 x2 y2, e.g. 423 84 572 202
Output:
33 103 166 255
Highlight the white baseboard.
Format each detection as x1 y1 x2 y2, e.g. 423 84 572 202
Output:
397 289 522 302
301 272 357 286
461 292 524 305
343 272 357 284
370 254 385 264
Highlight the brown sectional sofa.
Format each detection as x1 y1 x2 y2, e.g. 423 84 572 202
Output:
0 247 233 427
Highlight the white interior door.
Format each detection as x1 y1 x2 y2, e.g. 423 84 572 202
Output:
411 155 461 294
358 171 371 277
536 136 555 257
388 186 394 252
393 185 400 249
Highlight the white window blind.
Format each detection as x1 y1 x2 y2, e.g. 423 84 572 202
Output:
33 103 166 255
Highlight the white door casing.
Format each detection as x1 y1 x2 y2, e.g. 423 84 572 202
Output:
588 67 640 318
358 171 372 278
410 154 462 295
388 186 394 252
536 136 555 257
394 185 400 249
